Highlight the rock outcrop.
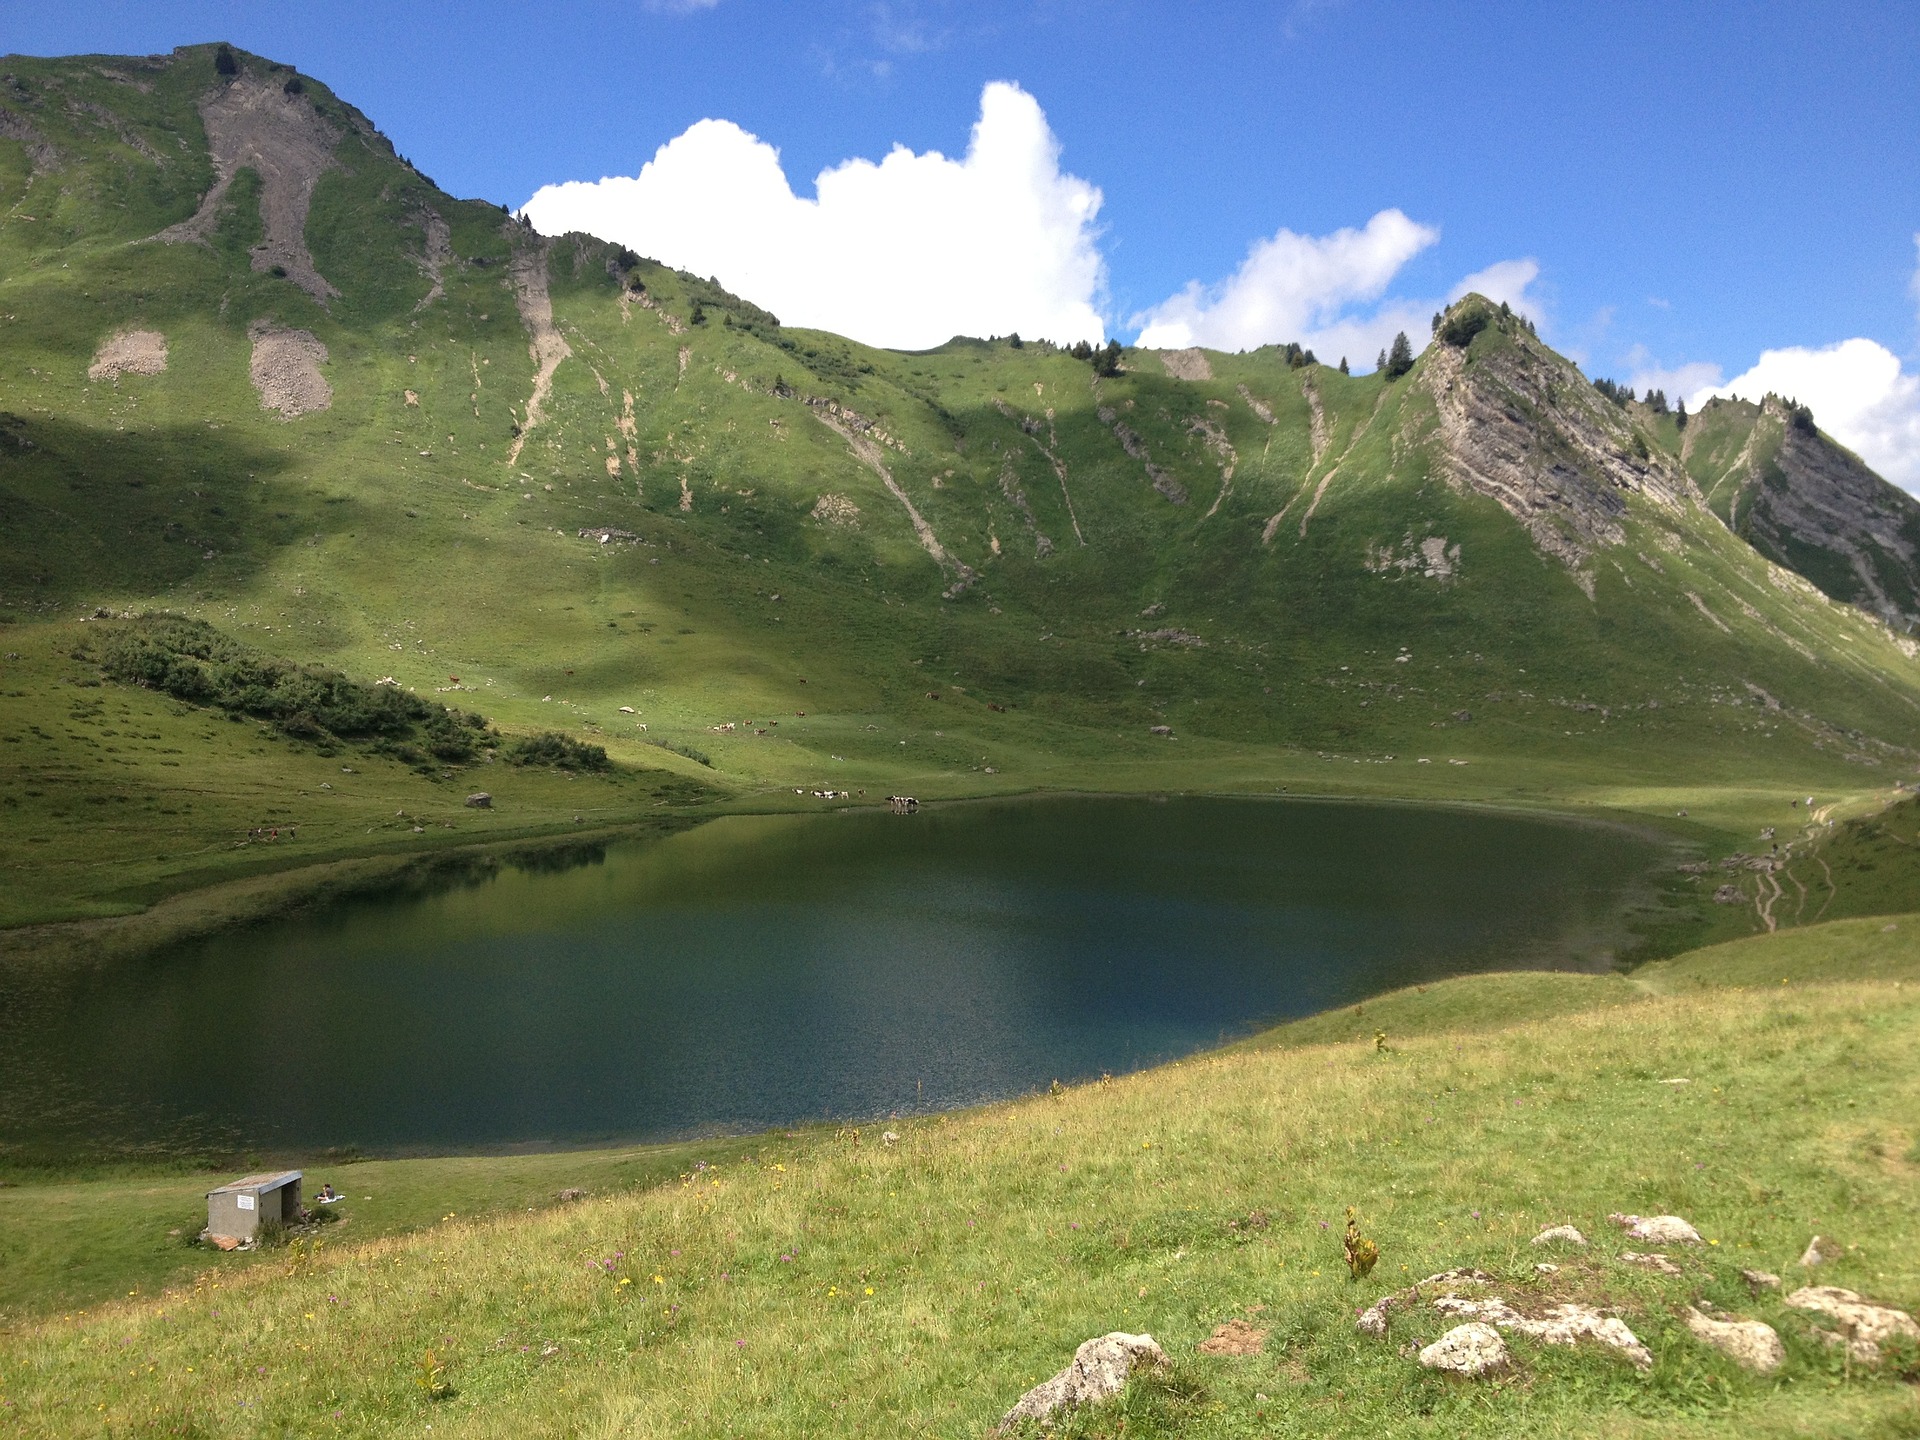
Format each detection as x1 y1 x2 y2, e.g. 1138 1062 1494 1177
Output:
1417 298 1699 594
1785 1286 1920 1363
1687 394 1920 626
155 69 342 304
1418 1323 1509 1377
997 1332 1167 1431
1685 1306 1785 1373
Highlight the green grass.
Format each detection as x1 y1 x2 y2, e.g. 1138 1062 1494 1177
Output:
1 917 1917 1436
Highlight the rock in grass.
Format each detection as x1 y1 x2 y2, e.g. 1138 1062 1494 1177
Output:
1355 1295 1398 1337
1742 1268 1782 1291
1433 1297 1654 1370
1784 1286 1920 1363
996 1333 1167 1431
1418 1268 1497 1289
1531 1224 1588 1247
464 792 492 808
1619 1251 1683 1275
1418 1323 1510 1377
1609 1213 1702 1245
1685 1306 1786 1373
1799 1235 1843 1267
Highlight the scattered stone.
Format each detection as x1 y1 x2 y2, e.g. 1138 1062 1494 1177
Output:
1418 1323 1510 1378
248 322 332 417
881 1131 899 1146
1418 1268 1497 1289
1432 1297 1653 1370
1742 1269 1782 1291
1609 1213 1702 1245
555 1188 587 1203
1531 1224 1588 1247
996 1333 1167 1431
1355 1295 1398 1338
1619 1251 1683 1275
1713 884 1742 904
1785 1286 1920 1364
1685 1306 1785 1373
1534 1263 1560 1275
87 328 168 381
1197 1319 1267 1356
1799 1235 1843 1268
1149 725 1173 737
464 793 492 808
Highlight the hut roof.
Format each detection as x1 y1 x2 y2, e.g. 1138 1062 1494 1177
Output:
207 1170 302 1196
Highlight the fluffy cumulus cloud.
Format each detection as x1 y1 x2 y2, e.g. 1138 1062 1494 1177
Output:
1131 215 1546 371
520 82 1106 351
1132 210 1434 356
1690 339 1920 491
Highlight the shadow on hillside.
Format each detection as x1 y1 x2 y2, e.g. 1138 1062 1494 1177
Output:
0 410 320 616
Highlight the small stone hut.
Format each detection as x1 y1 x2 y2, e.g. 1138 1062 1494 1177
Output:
205 1170 303 1245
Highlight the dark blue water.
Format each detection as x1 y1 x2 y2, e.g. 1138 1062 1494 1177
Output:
0 796 1664 1157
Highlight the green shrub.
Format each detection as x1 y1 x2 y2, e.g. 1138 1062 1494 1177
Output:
647 738 712 767
1437 306 1491 349
506 732 610 771
97 615 494 766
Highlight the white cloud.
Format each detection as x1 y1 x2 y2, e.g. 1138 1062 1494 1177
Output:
519 82 1106 351
1129 215 1547 371
1692 338 1920 490
1448 259 1544 319
1627 359 1723 403
1131 209 1438 355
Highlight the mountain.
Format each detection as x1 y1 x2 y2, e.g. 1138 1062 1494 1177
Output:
1677 392 1920 627
3 42 1920 929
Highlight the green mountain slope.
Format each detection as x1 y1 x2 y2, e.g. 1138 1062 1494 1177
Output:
1675 392 1920 626
4 43 1920 929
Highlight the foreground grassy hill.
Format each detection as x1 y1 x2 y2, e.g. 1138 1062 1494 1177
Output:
4 43 1920 933
1 915 1916 1436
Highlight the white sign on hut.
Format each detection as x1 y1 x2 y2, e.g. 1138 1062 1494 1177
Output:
204 1170 303 1247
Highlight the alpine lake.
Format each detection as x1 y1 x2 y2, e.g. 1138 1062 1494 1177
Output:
0 796 1673 1161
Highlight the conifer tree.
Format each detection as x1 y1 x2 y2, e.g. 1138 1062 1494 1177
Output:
1383 332 1414 380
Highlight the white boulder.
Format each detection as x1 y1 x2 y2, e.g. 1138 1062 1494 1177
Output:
1685 1307 1785 1373
997 1333 1167 1431
1418 1323 1510 1377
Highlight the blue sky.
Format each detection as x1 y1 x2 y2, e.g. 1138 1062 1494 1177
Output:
8 1 1920 479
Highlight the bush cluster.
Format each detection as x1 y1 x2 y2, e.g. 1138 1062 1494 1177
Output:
505 732 609 771
97 616 492 766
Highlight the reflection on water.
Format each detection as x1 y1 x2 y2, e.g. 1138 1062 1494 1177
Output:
0 797 1664 1158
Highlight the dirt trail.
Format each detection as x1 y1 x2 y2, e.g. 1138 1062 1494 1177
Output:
505 236 572 467
1755 869 1783 932
154 71 341 305
814 410 975 596
87 329 168 381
